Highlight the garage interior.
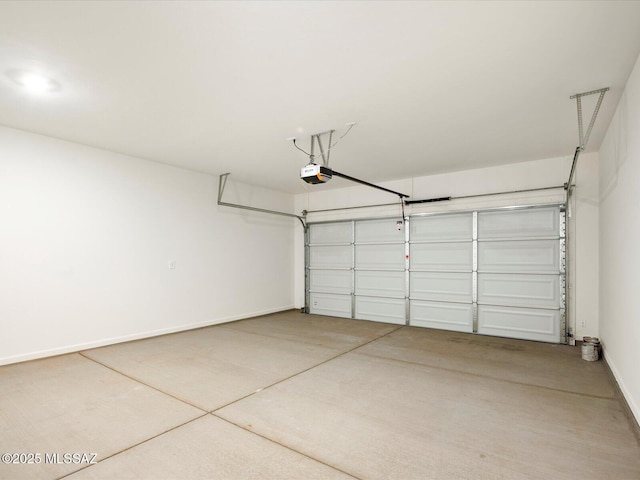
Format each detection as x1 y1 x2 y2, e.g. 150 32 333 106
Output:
1 2 640 479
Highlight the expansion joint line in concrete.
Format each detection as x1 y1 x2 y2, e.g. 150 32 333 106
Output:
212 414 362 480
355 350 616 401
77 352 208 412
210 325 404 413
55 413 209 480
206 327 405 480
66 327 404 480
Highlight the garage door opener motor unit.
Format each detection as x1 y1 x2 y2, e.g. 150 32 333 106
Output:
301 163 332 184
294 125 409 200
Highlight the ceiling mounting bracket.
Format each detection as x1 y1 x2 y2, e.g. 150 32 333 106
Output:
310 129 335 166
297 124 409 200
570 87 609 150
565 87 609 192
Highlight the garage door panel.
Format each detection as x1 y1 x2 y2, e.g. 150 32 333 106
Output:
307 205 564 344
410 300 473 332
355 296 405 325
478 273 561 308
355 270 405 298
309 292 352 318
478 305 561 343
478 240 560 273
410 242 473 271
309 270 352 295
309 223 352 245
410 272 472 303
478 207 559 239
309 245 352 269
411 213 473 242
356 219 405 243
355 243 405 270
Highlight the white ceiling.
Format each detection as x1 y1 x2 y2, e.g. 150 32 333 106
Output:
1 1 640 194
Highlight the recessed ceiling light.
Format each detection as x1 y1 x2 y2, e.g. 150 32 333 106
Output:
7 70 60 93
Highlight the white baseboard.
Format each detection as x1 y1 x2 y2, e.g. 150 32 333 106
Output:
0 305 295 366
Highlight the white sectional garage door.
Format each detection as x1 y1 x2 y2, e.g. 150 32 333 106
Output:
354 219 406 325
307 222 354 318
306 205 565 343
409 213 474 333
476 207 565 343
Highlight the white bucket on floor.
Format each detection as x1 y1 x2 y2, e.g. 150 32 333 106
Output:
581 337 600 362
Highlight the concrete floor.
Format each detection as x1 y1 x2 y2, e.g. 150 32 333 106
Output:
1 311 639 480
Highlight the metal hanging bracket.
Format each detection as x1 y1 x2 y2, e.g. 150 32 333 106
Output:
310 129 335 166
570 87 609 150
565 87 609 192
218 173 307 228
295 123 409 200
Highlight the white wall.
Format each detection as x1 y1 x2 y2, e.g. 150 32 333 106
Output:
295 154 600 342
0 126 297 366
599 53 640 425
